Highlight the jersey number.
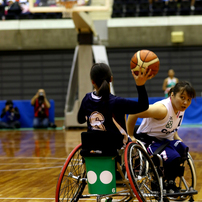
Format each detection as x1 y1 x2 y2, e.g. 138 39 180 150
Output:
178 115 183 127
160 150 168 161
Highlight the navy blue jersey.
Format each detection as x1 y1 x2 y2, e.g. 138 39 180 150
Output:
77 85 148 135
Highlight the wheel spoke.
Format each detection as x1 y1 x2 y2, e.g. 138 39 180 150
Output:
56 144 87 202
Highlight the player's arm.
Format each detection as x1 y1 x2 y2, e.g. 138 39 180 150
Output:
162 78 168 91
77 102 86 124
127 103 167 137
173 131 183 141
31 93 38 105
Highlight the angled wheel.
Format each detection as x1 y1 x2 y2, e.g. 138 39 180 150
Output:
55 143 87 202
168 152 196 201
125 142 162 202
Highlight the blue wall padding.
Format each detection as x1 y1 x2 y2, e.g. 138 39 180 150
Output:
127 97 202 125
0 100 55 128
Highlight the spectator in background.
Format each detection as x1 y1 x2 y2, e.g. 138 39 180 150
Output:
0 0 5 20
0 100 21 129
19 0 29 14
31 89 51 129
190 0 195 10
162 69 179 98
7 0 22 16
77 0 91 6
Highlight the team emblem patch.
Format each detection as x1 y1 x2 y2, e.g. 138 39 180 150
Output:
89 111 106 131
166 116 173 129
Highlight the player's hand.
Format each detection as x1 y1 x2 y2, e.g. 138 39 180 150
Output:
5 105 9 111
132 66 154 86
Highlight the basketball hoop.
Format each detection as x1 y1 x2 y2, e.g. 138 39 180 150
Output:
56 0 90 9
56 0 77 9
29 0 111 20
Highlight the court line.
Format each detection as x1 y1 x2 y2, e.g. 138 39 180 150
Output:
0 198 94 200
0 127 64 131
0 198 139 201
0 198 56 200
0 166 62 172
0 162 63 165
0 157 66 160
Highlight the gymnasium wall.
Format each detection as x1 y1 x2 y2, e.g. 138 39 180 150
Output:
0 16 202 117
0 50 74 117
108 46 202 98
1 16 202 50
0 46 202 118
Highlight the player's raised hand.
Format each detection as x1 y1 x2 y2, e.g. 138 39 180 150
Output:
131 66 154 86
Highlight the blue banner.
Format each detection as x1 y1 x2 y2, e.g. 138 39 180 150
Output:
0 100 55 128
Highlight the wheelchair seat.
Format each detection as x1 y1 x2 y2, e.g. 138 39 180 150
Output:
80 130 124 157
56 130 164 202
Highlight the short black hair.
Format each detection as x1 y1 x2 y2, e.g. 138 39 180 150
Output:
168 81 196 98
5 100 13 105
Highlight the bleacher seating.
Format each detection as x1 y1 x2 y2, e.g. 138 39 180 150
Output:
180 1 191 15
125 1 137 17
19 13 33 19
112 1 124 18
3 12 63 20
165 1 179 16
0 0 201 20
5 13 17 19
0 4 5 19
110 0 202 18
151 1 165 16
138 1 151 16
194 0 202 15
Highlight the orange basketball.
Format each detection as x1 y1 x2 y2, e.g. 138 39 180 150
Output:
130 50 160 77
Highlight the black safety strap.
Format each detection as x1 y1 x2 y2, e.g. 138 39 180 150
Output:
153 141 170 155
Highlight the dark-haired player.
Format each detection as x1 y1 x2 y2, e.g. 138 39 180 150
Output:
77 63 153 146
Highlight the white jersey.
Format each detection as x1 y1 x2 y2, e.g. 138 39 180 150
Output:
167 78 177 88
164 78 178 97
137 98 184 140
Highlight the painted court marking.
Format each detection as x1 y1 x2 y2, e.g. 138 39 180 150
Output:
0 166 62 172
0 198 95 200
0 156 66 160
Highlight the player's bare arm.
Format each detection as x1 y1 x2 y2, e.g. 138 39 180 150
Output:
162 78 168 91
174 131 183 141
127 103 167 137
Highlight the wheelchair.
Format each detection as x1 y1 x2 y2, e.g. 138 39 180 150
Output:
135 133 198 202
55 130 197 202
55 130 163 202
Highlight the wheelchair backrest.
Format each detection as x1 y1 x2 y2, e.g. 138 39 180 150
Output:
81 130 124 157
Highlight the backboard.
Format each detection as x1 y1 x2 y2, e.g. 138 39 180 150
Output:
29 0 113 20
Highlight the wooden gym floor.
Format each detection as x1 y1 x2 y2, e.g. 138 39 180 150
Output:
0 120 202 202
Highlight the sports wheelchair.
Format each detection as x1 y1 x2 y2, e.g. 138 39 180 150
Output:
134 131 197 202
55 130 197 202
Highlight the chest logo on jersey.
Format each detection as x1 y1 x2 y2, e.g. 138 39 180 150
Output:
165 116 173 129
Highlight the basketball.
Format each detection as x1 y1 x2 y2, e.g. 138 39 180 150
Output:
130 50 160 77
